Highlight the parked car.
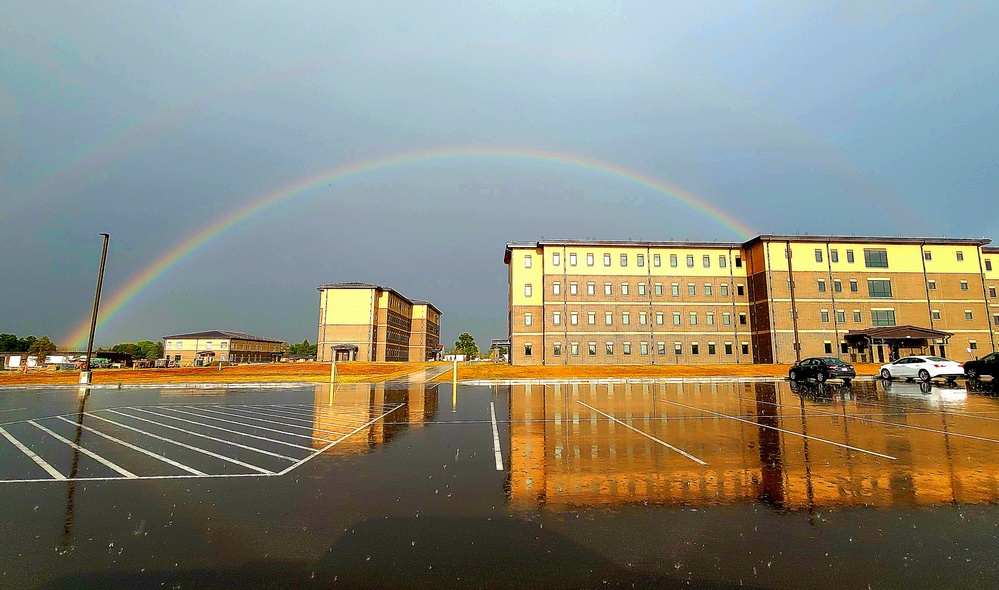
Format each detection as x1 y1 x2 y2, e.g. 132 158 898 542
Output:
788 357 856 384
879 356 964 382
964 352 999 380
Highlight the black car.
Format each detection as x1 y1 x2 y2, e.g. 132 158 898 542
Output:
964 352 998 380
788 357 856 384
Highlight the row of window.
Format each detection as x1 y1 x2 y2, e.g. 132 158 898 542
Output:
525 310 748 327
809 277 976 296
527 282 746 298
527 252 744 270
524 341 751 357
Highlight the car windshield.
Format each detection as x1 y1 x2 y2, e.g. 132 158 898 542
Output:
926 357 950 362
823 358 847 365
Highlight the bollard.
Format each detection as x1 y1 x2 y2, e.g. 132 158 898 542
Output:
452 359 458 413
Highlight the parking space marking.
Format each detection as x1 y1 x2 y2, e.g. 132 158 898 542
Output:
132 407 315 451
576 401 708 466
161 407 339 443
200 406 350 436
84 412 275 474
236 405 374 429
489 401 503 471
28 420 137 478
659 399 897 460
55 416 206 475
0 426 66 479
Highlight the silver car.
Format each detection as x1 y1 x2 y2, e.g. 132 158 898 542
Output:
879 356 964 382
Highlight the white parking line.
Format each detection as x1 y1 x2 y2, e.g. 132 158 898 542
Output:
105 409 298 461
576 401 708 466
54 416 206 476
84 412 273 475
235 405 371 429
28 420 137 478
161 407 338 443
132 407 315 451
0 426 65 479
198 406 350 436
489 401 503 471
658 399 897 460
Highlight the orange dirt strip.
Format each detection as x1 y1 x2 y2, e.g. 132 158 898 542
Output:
0 362 447 386
434 363 882 382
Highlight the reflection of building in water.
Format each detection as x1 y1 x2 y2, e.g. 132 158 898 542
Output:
311 382 439 453
507 381 999 510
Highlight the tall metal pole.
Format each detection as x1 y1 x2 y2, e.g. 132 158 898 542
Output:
81 234 109 384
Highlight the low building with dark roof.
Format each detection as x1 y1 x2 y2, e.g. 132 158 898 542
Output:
163 330 282 366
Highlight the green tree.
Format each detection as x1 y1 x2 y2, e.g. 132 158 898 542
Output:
453 333 479 359
135 340 163 360
288 339 317 357
0 334 19 352
27 336 57 366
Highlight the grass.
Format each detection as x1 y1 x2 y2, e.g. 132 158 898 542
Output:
0 362 447 386
433 362 883 382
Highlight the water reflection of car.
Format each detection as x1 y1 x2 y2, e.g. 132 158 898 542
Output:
878 355 964 382
881 379 967 404
789 380 853 402
963 352 999 380
788 357 856 384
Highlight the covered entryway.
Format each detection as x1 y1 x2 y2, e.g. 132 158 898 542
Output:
194 350 216 367
844 325 953 363
331 344 359 362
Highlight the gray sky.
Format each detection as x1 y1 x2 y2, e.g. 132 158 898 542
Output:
1 1 997 350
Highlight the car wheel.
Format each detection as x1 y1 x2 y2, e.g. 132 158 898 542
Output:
880 369 892 380
789 370 798 381
967 368 979 379
816 372 826 383
918 369 930 382
843 378 852 385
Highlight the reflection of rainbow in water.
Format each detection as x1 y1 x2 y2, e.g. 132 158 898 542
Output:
63 146 755 348
507 381 999 510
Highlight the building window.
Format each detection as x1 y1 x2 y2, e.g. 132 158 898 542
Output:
821 310 830 323
737 284 745 296
691 343 699 355
570 312 578 325
674 343 683 355
605 342 614 355
970 340 978 350
835 310 845 323
620 254 628 267
638 283 646 296
524 344 532 357
725 343 733 355
553 282 561 295
686 255 695 268
868 279 893 298
621 283 629 295
570 282 578 295
637 254 645 267
853 310 862 323
603 253 611 267
524 313 533 326
994 314 999 326
687 283 696 297
604 283 612 296
864 249 889 268
923 250 932 261
524 255 532 268
830 250 839 263
605 312 613 326
739 313 747 325
587 282 595 296
569 253 577 266
703 255 711 268
640 342 649 356
735 256 743 268
931 310 941 320
622 312 630 325
553 312 562 325
656 313 665 325
706 312 715 325
701 283 711 297
654 254 662 267
957 251 965 262
960 280 969 291
623 342 631 355
719 255 727 268
722 313 731 325
669 254 677 267
989 287 996 298
657 283 665 296
689 312 698 325
846 250 855 263
570 343 579 356
872 309 896 326
673 313 681 326
553 252 560 266
847 279 857 293
588 342 597 356
524 284 532 297
986 259 993 271
639 312 647 325
830 279 841 293
658 343 667 355
553 342 562 356
926 279 936 291
815 249 823 263
824 342 833 354
965 310 973 320
720 284 729 297
818 279 826 293
670 283 679 296
588 312 596 325
741 343 750 355
587 253 594 266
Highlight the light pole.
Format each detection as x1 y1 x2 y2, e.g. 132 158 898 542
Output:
80 233 109 385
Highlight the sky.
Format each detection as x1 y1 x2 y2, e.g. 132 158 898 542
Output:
1 1 998 351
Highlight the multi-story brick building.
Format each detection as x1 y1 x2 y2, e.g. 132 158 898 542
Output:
162 330 282 366
316 283 441 362
505 236 996 365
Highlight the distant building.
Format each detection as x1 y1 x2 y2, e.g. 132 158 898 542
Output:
316 283 442 362
162 330 282 366
505 235 998 366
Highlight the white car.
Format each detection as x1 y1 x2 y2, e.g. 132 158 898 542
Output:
879 356 964 382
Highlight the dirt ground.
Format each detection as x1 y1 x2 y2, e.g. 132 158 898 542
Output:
434 362 882 382
0 362 447 386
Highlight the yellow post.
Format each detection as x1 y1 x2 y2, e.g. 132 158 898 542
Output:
330 359 338 384
451 359 458 413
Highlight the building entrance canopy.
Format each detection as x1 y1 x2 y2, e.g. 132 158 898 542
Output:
844 325 953 362
331 344 359 362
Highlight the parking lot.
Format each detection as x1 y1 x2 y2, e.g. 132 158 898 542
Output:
1 377 998 589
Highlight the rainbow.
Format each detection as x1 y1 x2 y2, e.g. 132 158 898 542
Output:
63 146 756 348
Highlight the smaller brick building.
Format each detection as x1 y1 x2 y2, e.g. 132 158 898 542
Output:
163 330 282 366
